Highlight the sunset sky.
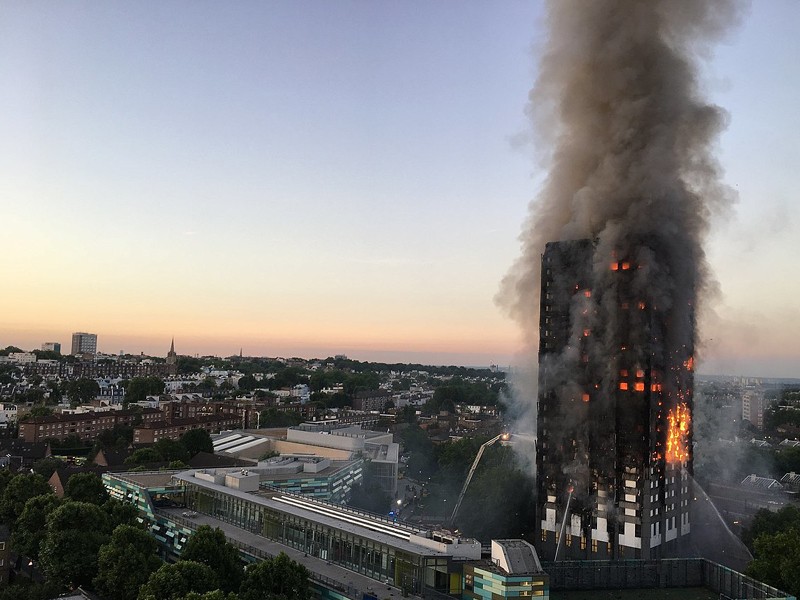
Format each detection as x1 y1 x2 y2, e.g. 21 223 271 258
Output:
1 2 798 377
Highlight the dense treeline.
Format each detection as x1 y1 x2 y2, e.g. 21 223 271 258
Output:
177 353 503 380
0 469 311 600
423 377 504 414
743 506 800 596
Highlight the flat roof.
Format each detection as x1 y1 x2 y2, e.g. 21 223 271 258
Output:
108 471 179 488
170 469 448 557
255 458 361 482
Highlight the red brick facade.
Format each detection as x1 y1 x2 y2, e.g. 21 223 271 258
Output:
133 414 242 443
18 408 161 443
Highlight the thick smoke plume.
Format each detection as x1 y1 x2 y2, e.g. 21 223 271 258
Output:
499 0 742 439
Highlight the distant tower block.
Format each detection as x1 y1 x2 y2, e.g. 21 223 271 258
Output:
41 342 61 354
71 332 97 356
535 240 694 561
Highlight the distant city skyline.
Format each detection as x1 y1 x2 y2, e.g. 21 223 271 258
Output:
1 2 798 378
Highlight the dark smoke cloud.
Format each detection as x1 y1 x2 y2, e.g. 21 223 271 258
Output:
498 1 743 429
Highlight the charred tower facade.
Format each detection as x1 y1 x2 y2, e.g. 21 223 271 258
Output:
535 239 694 561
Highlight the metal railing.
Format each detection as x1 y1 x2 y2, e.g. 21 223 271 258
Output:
541 558 793 600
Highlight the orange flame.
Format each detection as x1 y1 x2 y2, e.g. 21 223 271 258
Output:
666 403 691 464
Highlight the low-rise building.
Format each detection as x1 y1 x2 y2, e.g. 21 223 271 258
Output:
0 403 17 425
252 455 363 503
18 408 162 442
103 468 482 598
8 352 37 364
779 471 800 493
286 423 399 497
463 540 549 599
133 414 243 444
353 389 392 412
0 439 51 470
740 474 784 491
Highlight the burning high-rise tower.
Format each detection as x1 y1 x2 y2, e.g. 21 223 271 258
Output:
535 238 694 560
497 0 741 562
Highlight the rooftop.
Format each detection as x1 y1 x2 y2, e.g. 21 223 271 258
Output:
169 469 474 557
492 539 544 575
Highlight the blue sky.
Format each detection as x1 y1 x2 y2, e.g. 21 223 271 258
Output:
0 1 798 376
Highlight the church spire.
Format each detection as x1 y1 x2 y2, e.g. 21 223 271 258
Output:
166 337 177 369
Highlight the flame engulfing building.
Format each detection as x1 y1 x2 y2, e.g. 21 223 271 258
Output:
535 239 694 560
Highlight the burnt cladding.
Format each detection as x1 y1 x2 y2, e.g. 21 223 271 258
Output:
535 239 694 560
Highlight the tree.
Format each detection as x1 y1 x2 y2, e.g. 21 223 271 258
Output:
33 349 62 361
239 552 310 600
0 470 15 497
47 433 89 453
96 424 134 450
196 378 218 393
0 472 51 525
456 465 536 541
322 392 350 409
103 498 140 530
24 405 54 420
775 446 800 475
40 501 111 588
46 380 63 404
0 580 61 600
65 472 110 505
125 377 166 405
400 425 438 480
179 593 239 600
32 456 65 479
742 505 800 550
94 524 163 600
177 356 204 375
138 560 220 600
155 438 191 463
20 388 45 404
125 447 165 466
437 436 485 488
12 493 61 561
259 408 302 428
181 525 244 593
66 378 100 406
745 528 800 596
392 378 412 391
266 367 309 391
396 405 417 424
181 428 214 457
237 375 258 391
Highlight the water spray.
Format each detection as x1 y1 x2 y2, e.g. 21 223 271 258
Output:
553 484 574 561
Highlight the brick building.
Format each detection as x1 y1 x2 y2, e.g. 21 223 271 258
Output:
352 389 392 412
18 408 162 443
133 414 242 444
